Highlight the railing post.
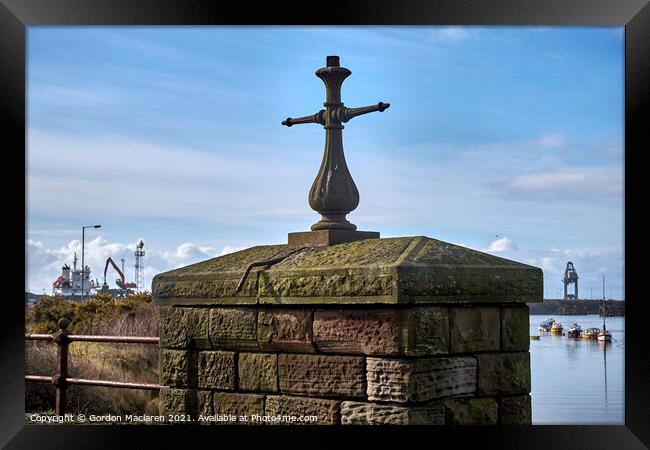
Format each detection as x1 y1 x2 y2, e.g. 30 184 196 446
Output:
52 318 69 416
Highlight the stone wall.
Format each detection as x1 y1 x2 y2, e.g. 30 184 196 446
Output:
158 303 531 425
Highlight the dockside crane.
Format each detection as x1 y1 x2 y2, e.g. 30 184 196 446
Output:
103 257 137 289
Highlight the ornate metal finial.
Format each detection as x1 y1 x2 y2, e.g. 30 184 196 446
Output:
282 56 390 231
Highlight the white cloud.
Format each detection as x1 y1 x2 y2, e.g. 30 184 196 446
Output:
25 237 243 293
454 134 566 174
486 236 518 252
435 27 476 43
29 85 123 107
482 244 624 299
492 166 623 201
538 133 566 148
26 129 316 225
219 246 248 256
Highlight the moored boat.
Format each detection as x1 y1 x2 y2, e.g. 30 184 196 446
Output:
580 327 600 339
597 331 612 342
567 323 582 338
538 317 554 332
597 275 612 343
550 321 563 334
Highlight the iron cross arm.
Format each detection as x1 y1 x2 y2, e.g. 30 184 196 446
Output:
282 102 390 127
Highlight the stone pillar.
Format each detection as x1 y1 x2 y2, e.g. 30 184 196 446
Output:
153 236 542 425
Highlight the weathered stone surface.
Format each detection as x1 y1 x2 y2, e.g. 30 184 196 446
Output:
366 357 476 402
444 397 498 425
477 353 531 396
501 305 530 351
278 354 365 397
209 307 258 350
450 306 500 353
160 349 197 388
159 307 210 349
196 390 213 418
499 394 532 424
159 388 194 415
405 307 449 355
312 307 448 356
153 237 543 305
258 309 315 352
212 392 265 424
153 245 291 302
265 395 339 425
197 351 236 389
239 353 278 392
313 309 401 355
288 230 380 247
341 401 445 425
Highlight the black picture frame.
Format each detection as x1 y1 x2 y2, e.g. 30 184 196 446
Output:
3 0 648 448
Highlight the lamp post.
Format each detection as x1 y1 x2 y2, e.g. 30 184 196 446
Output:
81 225 101 300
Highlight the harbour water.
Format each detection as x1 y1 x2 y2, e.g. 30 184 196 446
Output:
529 314 624 424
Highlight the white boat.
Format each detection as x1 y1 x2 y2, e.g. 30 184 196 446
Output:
598 276 612 343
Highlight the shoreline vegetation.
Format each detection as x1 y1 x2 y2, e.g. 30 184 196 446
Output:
25 293 160 417
527 299 624 316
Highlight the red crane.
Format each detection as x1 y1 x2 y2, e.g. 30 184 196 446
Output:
103 257 137 289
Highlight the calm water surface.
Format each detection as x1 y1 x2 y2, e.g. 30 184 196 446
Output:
529 314 624 424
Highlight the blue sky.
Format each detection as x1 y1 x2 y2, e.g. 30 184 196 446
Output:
26 26 624 299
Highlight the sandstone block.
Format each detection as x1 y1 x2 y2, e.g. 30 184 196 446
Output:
160 307 210 349
366 356 476 402
501 305 530 351
499 394 532 424
444 397 498 425
404 307 449 355
449 306 500 353
196 390 213 419
213 392 265 424
258 309 315 352
341 401 445 425
313 309 401 354
239 353 278 392
209 307 258 350
265 395 339 425
278 354 365 397
313 307 448 356
197 351 236 389
159 349 197 388
159 388 194 415
477 353 531 396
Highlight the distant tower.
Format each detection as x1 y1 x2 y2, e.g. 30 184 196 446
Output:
563 262 579 300
134 240 145 293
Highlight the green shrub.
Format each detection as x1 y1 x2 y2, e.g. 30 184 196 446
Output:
26 292 154 334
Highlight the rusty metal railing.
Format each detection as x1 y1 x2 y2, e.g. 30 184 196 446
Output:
25 318 164 415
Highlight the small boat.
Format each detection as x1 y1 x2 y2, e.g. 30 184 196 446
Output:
597 275 613 343
567 323 582 338
538 317 555 332
581 327 600 339
530 335 541 340
550 322 563 334
597 331 612 342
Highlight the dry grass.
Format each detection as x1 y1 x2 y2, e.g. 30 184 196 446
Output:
25 299 160 416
